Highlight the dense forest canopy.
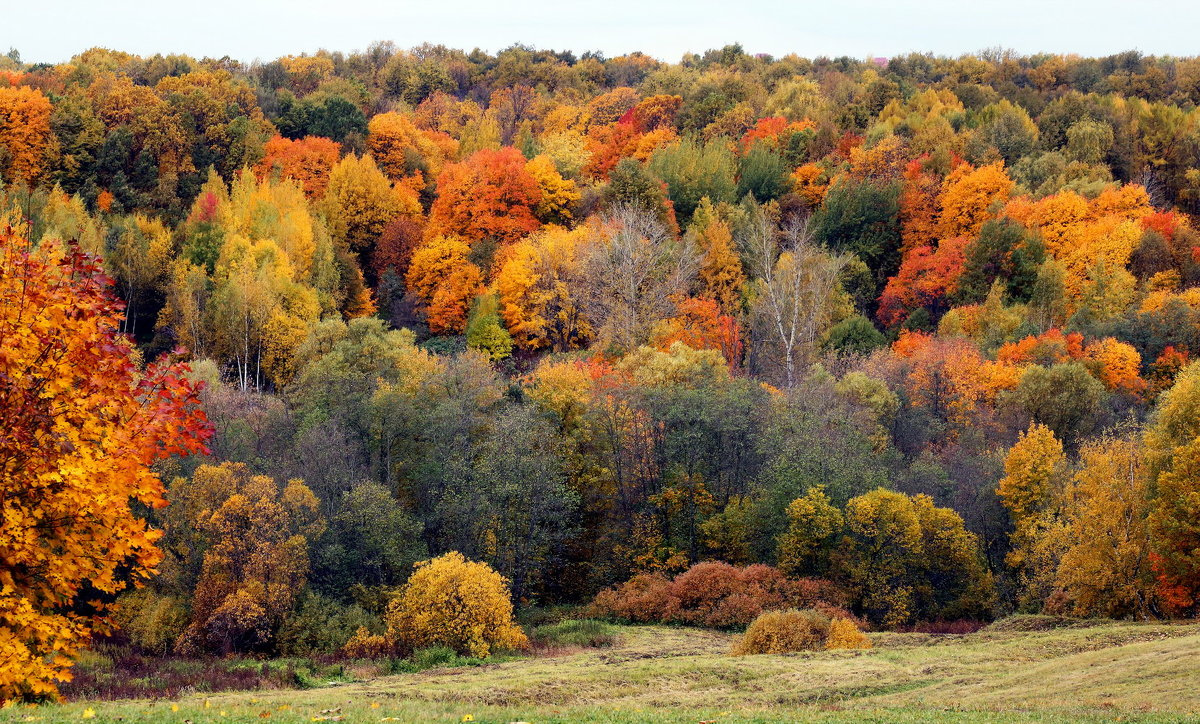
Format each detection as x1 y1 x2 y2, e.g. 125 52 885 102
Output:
4 40 1200 701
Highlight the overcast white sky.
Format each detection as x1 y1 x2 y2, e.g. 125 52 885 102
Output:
8 0 1199 65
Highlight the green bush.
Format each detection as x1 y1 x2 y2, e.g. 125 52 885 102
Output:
276 592 383 656
112 589 189 655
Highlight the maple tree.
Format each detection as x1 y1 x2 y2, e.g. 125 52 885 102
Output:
0 229 209 702
427 147 543 245
255 135 341 199
0 86 52 183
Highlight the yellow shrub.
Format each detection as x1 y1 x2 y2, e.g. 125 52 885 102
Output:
341 626 393 659
826 617 872 650
731 609 830 655
384 552 528 658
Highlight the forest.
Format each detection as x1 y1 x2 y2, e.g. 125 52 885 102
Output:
4 41 1200 706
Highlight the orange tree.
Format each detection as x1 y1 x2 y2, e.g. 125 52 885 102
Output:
0 228 210 702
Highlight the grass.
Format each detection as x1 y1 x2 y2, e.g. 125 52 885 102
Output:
5 617 1200 723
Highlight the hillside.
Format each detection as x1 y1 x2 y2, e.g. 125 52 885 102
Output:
9 619 1200 723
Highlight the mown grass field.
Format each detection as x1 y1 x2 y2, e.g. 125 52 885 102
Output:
5 618 1200 723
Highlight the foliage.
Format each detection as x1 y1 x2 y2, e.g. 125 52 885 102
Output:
731 609 831 655
384 552 528 658
0 230 209 703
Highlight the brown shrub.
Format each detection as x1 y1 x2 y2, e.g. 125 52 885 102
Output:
732 609 831 655
588 572 671 623
590 562 848 629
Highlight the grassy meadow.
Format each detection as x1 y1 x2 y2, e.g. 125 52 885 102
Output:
4 617 1199 723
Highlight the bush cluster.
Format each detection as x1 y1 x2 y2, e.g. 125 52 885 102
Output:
731 609 871 655
589 561 852 629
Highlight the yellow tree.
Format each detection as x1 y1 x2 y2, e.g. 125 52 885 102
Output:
406 236 483 334
997 423 1069 610
385 551 528 657
937 162 1014 240
1055 436 1157 618
366 111 458 183
0 229 210 702
694 216 745 315
493 225 591 351
526 154 580 225
176 463 324 655
323 153 420 255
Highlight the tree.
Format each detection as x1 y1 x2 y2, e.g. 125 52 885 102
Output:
1006 363 1105 443
384 552 528 657
323 153 418 255
311 481 426 604
648 137 737 222
811 177 903 289
877 236 969 327
776 487 843 577
427 147 542 245
493 225 591 351
836 489 992 627
744 211 848 386
366 111 457 185
406 236 483 334
0 230 209 702
578 205 698 350
255 135 341 199
0 86 52 183
997 423 1069 610
692 212 745 315
1056 435 1157 619
1144 362 1200 613
177 463 324 655
936 162 1014 240
526 154 580 225
465 293 515 361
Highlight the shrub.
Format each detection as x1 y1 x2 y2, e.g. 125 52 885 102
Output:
590 562 852 629
732 609 831 655
588 572 672 623
826 618 872 649
277 592 382 656
384 552 529 657
112 590 189 656
341 626 394 659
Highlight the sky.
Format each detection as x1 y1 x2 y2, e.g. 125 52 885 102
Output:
8 0 1200 65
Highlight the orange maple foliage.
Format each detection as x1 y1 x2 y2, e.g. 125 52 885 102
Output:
1083 337 1146 397
0 229 210 702
255 135 341 199
366 112 458 183
652 297 744 369
877 236 970 327
996 329 1086 366
427 148 542 245
627 94 683 132
899 158 942 253
739 116 815 153
936 162 1014 241
0 86 53 183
